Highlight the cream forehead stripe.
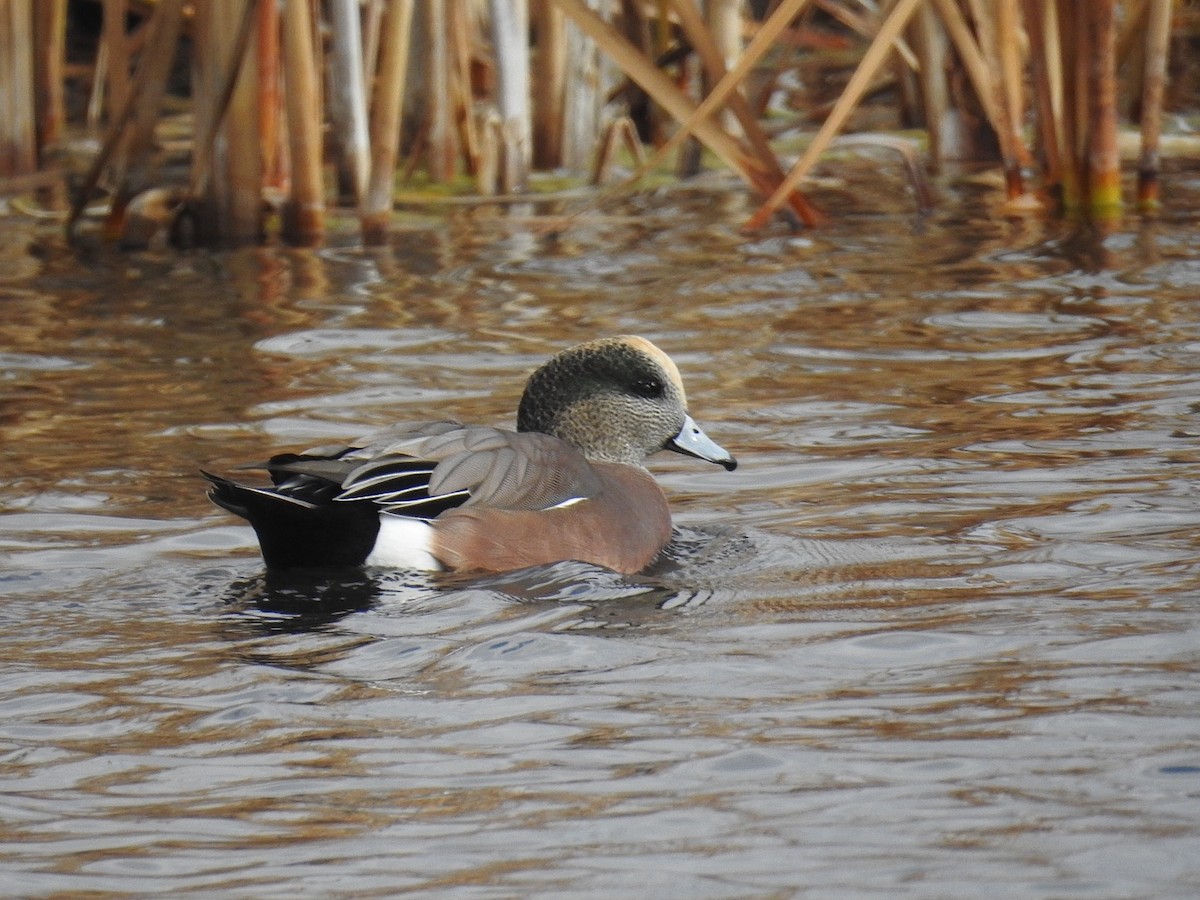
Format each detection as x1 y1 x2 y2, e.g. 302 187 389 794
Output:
621 335 687 407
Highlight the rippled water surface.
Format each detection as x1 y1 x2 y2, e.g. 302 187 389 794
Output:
3 170 1200 897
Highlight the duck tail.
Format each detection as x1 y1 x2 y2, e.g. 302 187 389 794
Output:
201 470 380 569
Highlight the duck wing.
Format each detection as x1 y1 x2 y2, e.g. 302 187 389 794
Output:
332 425 603 513
255 421 461 518
252 422 602 518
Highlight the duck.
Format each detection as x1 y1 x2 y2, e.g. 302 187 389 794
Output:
203 335 736 574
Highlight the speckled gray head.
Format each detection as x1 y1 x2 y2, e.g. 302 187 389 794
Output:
517 336 737 470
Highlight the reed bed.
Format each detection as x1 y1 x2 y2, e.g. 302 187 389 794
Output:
0 0 1192 247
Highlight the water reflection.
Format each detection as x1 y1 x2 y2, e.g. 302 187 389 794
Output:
3 169 1200 896
220 568 383 630
215 522 759 641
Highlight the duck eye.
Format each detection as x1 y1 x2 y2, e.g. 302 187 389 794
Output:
630 377 664 399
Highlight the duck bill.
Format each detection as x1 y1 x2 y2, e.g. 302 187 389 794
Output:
666 415 737 471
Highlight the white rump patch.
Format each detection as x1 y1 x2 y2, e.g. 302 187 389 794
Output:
365 516 443 570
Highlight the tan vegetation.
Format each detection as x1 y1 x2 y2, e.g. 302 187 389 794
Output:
0 0 1193 247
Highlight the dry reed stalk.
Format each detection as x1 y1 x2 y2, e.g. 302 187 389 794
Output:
257 0 283 191
532 0 566 168
224 0 265 242
590 116 644 183
475 106 501 194
707 0 742 135
328 0 370 203
426 0 459 182
1039 1 1064 136
490 0 532 191
1056 2 1079 206
190 0 264 243
1085 0 1121 218
102 0 131 124
651 0 670 57
890 0 921 133
744 0 924 231
189 0 257 197
816 0 919 69
1055 0 1087 212
928 0 1006 154
449 0 481 176
668 0 762 142
65 0 183 239
33 0 67 160
282 0 324 245
111 0 185 200
1137 0 1172 208
363 0 416 243
813 0 866 35
561 0 607 172
557 0 817 221
553 0 770 196
993 0 1030 195
191 4 219 199
88 36 108 129
1115 0 1152 78
667 0 821 224
912 1 948 165
0 0 37 177
1022 0 1063 195
362 0 384 88
31 0 67 206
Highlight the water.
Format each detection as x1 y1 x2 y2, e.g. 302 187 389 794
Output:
2 168 1200 897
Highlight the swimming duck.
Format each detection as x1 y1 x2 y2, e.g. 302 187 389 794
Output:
203 335 736 574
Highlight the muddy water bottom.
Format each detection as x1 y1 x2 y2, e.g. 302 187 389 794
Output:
2 171 1200 896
